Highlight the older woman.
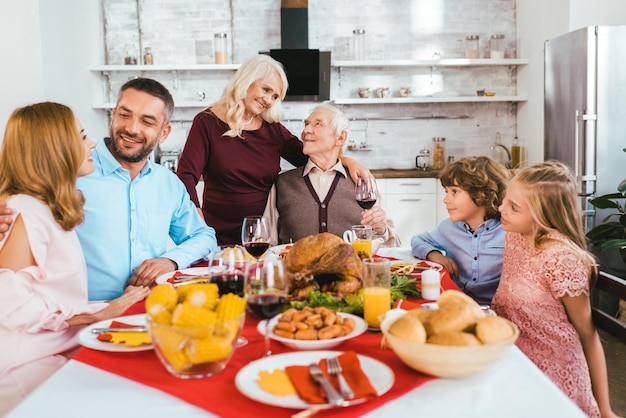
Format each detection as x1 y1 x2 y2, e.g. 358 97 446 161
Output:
264 104 398 246
177 55 371 245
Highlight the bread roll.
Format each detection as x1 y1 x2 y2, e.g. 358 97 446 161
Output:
405 307 434 324
427 331 481 346
422 290 486 336
388 314 426 343
475 316 515 344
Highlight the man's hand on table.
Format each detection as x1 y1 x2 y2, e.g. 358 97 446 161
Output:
128 257 178 287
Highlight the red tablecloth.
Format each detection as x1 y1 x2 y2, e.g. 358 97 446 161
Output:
74 261 458 417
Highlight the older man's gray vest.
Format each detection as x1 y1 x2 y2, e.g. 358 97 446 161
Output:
275 167 363 244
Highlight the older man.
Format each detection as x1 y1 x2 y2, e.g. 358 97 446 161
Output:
265 104 398 246
76 78 219 301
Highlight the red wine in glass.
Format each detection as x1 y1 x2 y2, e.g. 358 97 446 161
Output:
247 293 288 319
356 177 378 210
357 198 377 209
210 272 245 297
243 241 270 258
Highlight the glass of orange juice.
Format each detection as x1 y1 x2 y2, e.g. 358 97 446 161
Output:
361 258 391 331
347 225 373 258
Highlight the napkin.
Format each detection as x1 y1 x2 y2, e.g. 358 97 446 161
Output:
285 351 377 404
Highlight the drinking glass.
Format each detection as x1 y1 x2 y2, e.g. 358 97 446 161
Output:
209 245 249 346
245 255 288 356
361 258 391 331
356 177 378 210
241 216 271 260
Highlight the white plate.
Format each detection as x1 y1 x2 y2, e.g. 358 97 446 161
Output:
154 267 210 285
235 350 394 409
266 244 292 257
257 312 367 350
390 259 443 277
76 314 152 352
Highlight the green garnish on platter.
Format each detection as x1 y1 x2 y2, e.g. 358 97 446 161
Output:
288 273 420 317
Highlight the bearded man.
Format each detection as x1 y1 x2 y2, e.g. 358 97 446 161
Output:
76 78 218 301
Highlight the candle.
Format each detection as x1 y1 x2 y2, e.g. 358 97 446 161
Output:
421 268 441 300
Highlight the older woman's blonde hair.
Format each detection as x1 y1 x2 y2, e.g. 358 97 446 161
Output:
0 102 86 231
211 54 288 138
512 160 597 283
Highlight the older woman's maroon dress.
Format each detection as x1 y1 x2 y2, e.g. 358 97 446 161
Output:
177 110 307 245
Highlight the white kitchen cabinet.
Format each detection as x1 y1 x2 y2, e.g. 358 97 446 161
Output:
379 178 438 246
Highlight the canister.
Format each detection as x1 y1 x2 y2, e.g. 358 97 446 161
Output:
432 137 446 170
143 47 154 65
465 35 479 59
214 33 228 64
352 29 366 60
490 34 505 59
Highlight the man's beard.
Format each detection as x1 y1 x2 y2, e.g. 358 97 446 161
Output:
109 130 158 163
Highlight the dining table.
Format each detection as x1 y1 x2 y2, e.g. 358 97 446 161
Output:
6 248 586 418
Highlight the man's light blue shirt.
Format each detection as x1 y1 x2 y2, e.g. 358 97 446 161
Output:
76 140 218 301
410 218 504 305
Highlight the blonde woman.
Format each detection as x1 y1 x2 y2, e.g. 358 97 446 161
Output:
0 102 149 414
177 54 371 245
493 161 618 418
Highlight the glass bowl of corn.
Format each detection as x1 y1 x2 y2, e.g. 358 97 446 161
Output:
145 283 246 379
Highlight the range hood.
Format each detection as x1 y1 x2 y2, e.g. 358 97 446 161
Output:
269 0 330 101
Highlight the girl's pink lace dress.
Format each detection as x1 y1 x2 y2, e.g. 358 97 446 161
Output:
492 232 600 418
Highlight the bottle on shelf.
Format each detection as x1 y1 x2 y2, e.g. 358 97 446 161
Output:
143 47 154 65
511 136 522 168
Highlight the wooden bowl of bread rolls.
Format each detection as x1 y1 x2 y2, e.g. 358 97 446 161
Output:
380 290 519 378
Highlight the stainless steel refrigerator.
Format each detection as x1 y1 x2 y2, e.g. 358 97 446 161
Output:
545 25 626 230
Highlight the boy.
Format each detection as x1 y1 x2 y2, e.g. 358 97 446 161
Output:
411 156 510 305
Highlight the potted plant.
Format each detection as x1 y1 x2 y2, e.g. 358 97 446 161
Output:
585 179 626 265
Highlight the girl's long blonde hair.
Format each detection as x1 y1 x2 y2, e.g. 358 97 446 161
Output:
513 160 597 282
0 102 86 231
211 54 288 138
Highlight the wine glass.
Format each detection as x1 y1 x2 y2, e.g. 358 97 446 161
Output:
356 177 378 210
209 245 249 347
245 255 288 357
241 216 271 260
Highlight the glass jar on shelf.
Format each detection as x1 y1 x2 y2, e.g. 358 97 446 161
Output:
490 34 505 59
432 137 446 170
214 33 228 64
143 47 154 65
465 35 479 59
352 29 366 60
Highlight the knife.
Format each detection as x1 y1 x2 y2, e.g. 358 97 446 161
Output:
308 363 344 406
91 327 148 335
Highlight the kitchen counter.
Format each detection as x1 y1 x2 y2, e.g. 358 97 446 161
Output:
372 169 440 178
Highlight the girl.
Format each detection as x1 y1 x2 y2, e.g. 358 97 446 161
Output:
493 160 618 418
0 102 149 414
411 156 510 305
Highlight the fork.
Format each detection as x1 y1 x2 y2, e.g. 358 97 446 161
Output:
326 357 355 399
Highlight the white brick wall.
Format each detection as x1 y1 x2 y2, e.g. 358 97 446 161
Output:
101 0 519 169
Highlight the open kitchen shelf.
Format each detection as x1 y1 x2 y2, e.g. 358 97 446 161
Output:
334 95 527 104
332 58 528 104
90 64 241 71
332 58 529 67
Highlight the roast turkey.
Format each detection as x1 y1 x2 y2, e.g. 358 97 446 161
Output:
283 233 362 298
